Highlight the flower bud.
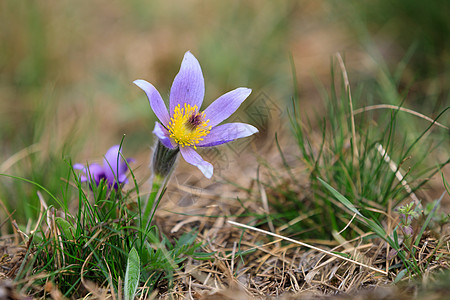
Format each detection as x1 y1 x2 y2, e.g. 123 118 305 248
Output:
151 140 179 178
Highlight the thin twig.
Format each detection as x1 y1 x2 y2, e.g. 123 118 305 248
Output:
336 53 358 160
32 192 47 235
312 243 373 271
338 212 357 235
353 104 449 130
0 143 41 173
278 209 319 232
376 143 420 204
258 182 275 233
228 220 387 275
231 241 237 275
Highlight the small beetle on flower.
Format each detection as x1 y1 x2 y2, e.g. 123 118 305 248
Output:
74 145 134 189
134 51 258 178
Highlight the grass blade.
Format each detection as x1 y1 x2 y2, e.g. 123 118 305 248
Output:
317 177 362 217
318 177 389 241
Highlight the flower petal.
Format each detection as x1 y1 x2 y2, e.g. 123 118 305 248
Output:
117 158 135 184
153 122 176 149
118 173 128 184
197 122 258 147
134 79 170 126
86 164 105 184
103 145 124 184
203 88 251 127
78 163 105 184
169 51 205 114
73 163 85 171
179 146 213 179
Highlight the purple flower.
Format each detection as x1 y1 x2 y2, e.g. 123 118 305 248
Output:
74 145 134 189
401 225 413 237
134 51 258 178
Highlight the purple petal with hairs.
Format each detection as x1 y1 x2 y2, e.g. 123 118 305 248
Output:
74 145 132 188
74 163 105 184
203 88 252 127
179 146 213 179
103 145 123 184
153 122 175 149
197 123 258 147
169 51 205 114
134 79 170 126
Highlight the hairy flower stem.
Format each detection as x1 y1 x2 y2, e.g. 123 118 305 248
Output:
141 141 179 232
141 174 165 231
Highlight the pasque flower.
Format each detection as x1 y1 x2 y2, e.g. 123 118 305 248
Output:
134 51 258 178
74 145 134 189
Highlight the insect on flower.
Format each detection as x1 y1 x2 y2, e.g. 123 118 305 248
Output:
134 51 258 178
74 145 134 189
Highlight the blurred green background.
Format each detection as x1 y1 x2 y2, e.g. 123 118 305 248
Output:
0 0 448 224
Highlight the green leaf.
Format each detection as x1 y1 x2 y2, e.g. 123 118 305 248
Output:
393 227 399 248
413 194 443 256
317 178 362 217
124 247 140 300
318 177 390 242
176 232 197 248
192 251 216 260
55 217 74 240
393 268 408 284
331 251 351 258
365 218 388 241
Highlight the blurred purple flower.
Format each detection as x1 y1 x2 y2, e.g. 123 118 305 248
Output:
401 225 413 236
134 51 258 178
74 145 134 189
387 248 398 260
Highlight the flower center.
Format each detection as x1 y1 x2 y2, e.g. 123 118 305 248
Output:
168 103 211 149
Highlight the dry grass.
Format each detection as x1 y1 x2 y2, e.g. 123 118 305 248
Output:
0 143 449 299
149 197 449 299
1 123 449 299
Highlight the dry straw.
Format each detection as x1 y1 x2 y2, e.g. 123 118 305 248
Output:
228 220 387 275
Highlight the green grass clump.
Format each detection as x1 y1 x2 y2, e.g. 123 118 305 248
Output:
269 55 448 236
9 166 209 298
251 55 449 280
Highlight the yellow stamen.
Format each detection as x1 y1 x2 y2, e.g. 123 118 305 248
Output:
168 103 211 149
